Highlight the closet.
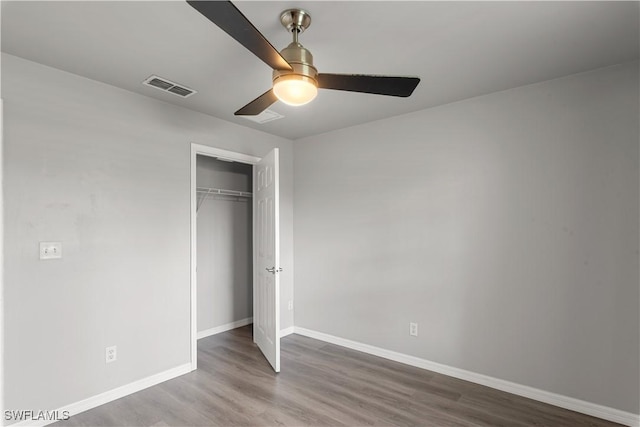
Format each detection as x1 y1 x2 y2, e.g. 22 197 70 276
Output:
196 155 253 338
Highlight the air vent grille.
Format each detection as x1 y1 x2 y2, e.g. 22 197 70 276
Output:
142 75 197 98
241 109 284 124
167 86 194 97
147 78 173 90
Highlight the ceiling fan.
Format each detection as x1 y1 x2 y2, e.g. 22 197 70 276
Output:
186 1 421 116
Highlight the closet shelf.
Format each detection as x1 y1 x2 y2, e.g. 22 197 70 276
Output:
196 187 253 212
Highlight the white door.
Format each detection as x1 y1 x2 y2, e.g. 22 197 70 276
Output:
254 148 280 372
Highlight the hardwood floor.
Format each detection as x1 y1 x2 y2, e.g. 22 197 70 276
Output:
56 326 622 426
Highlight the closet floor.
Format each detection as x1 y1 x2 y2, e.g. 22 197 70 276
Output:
55 326 622 426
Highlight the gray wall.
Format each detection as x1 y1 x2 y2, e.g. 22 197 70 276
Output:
1 53 294 413
293 62 639 413
197 156 253 332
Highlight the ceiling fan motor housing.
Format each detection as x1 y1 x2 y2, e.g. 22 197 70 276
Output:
272 42 318 86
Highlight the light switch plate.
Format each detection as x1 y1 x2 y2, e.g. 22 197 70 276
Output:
40 242 62 260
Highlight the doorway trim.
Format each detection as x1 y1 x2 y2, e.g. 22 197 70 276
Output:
190 143 261 370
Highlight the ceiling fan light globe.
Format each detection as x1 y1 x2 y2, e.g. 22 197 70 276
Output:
273 75 318 106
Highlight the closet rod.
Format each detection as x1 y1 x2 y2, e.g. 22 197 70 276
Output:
196 187 253 212
197 187 253 198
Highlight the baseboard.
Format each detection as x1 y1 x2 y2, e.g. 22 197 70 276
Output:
280 326 295 337
198 320 292 340
197 317 253 339
9 363 191 427
293 327 640 427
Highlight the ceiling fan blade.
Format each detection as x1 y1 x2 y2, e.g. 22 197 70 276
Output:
317 74 420 97
187 1 292 71
235 89 278 116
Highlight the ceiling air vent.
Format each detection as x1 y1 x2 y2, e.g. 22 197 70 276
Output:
241 109 284 124
142 75 196 98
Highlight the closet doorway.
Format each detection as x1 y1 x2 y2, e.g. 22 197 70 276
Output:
196 155 253 339
190 144 281 373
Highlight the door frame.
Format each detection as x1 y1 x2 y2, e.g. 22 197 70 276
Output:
190 143 261 370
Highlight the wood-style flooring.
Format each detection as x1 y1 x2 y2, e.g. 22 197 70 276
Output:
56 326 621 426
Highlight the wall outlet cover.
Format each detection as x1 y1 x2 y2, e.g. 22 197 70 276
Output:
410 322 418 337
106 346 117 363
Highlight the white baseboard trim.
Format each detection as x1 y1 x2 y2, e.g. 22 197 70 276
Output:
293 327 640 427
10 363 192 427
197 317 253 339
280 326 295 338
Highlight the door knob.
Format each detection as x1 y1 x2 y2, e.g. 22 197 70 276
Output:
266 267 283 274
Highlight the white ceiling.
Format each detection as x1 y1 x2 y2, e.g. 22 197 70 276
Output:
2 1 638 140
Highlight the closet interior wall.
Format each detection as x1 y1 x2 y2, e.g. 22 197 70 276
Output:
196 155 253 335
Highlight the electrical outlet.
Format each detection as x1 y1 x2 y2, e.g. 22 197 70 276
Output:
106 346 117 363
409 322 418 337
287 300 293 311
